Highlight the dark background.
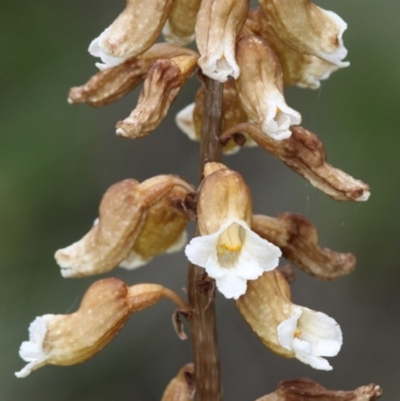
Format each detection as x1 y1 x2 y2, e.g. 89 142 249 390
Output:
1 0 399 400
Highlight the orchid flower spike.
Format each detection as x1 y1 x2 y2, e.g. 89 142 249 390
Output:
185 162 281 299
237 271 343 370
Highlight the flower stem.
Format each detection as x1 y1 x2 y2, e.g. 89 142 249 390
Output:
187 73 224 401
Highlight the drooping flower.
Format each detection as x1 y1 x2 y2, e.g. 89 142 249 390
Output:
237 271 342 370
235 35 301 140
55 175 194 278
16 279 188 377
89 0 175 70
258 0 349 67
195 0 249 82
185 162 281 299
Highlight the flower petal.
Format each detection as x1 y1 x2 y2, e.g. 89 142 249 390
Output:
215 273 247 300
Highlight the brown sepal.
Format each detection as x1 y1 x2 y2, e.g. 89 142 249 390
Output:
69 44 198 106
220 123 370 202
256 378 382 401
252 214 356 280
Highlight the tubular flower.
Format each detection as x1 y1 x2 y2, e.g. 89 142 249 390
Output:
55 175 194 278
185 163 281 299
196 0 249 82
237 271 342 370
235 35 301 140
245 8 342 89
16 279 188 378
89 0 175 70
258 0 349 67
116 54 198 139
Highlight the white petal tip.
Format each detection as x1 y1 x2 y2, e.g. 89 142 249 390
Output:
116 128 128 137
356 191 370 202
67 98 73 104
176 103 196 140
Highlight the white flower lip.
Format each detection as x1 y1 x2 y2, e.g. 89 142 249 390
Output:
88 28 128 71
15 315 53 378
317 10 349 67
262 99 301 141
185 219 281 299
277 307 342 370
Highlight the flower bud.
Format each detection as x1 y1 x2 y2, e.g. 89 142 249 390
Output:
258 0 349 67
185 162 281 299
237 271 342 370
16 279 186 378
55 175 194 278
161 364 196 401
69 44 198 107
116 54 198 139
196 0 249 82
256 378 382 401
252 213 356 280
163 0 201 45
220 123 370 201
176 79 256 154
245 8 342 89
89 0 174 70
235 35 301 140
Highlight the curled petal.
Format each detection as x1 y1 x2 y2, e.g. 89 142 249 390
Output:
245 8 343 89
252 213 356 280
220 123 370 201
256 378 382 401
89 0 175 69
196 0 249 82
235 35 301 140
55 176 194 277
116 55 198 139
69 44 198 106
163 0 201 45
258 0 349 67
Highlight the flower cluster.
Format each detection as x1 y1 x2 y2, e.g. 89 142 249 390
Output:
17 1 381 400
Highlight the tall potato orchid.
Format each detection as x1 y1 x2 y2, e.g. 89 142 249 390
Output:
16 1 382 401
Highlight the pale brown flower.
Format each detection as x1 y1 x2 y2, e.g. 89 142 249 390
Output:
16 278 188 377
55 175 194 278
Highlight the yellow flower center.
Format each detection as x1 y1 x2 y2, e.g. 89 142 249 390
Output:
294 329 302 338
217 223 245 267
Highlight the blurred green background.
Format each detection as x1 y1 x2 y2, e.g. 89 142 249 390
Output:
1 0 399 400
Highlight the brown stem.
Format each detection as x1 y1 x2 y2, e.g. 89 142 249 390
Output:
187 73 224 401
